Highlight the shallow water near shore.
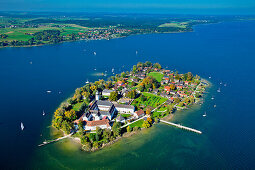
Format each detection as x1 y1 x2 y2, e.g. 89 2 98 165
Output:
0 20 255 169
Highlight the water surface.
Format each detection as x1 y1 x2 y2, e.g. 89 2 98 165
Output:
0 21 255 169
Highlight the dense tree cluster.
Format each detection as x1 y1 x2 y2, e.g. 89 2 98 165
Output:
139 76 160 92
34 30 63 43
0 34 8 39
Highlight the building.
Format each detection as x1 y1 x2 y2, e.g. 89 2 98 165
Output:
102 89 114 96
134 109 145 119
95 91 101 100
116 115 125 123
114 103 135 114
89 100 116 120
84 119 111 131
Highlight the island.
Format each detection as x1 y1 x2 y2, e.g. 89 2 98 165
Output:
51 61 208 151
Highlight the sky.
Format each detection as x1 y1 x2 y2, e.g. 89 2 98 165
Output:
0 0 255 14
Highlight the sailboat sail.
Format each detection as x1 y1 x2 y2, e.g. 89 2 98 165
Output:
21 122 24 130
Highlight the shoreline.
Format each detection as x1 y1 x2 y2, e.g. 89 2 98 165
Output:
0 30 192 49
67 113 175 152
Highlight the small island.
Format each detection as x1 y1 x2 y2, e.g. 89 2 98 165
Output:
51 61 208 151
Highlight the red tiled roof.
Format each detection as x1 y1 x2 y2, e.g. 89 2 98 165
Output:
136 109 145 117
164 86 171 92
85 119 110 127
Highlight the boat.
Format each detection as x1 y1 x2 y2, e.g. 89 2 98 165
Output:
217 88 221 93
94 68 96 71
21 122 24 131
220 82 222 85
211 97 214 100
214 105 217 108
224 84 227 87
203 112 207 117
93 52 96 55
43 110 45 116
112 68 114 72
86 79 89 84
46 90 52 93
136 51 138 55
209 76 211 79
30 61 32 64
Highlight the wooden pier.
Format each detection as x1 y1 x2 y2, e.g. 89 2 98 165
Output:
38 133 73 147
160 120 202 134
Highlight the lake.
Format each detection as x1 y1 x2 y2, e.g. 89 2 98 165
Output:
0 20 255 169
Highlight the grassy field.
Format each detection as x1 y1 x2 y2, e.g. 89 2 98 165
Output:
148 72 164 82
129 119 144 128
152 106 167 117
132 92 167 108
72 102 84 111
158 22 188 28
0 24 89 42
121 114 132 118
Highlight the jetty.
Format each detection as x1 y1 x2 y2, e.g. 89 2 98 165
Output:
38 133 73 147
160 120 202 134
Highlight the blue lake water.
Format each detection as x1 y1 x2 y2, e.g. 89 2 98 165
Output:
0 21 255 169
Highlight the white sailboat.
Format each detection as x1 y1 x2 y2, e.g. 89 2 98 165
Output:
217 88 221 93
93 52 96 55
214 105 217 108
209 76 211 79
21 122 24 131
86 79 89 84
136 51 138 55
46 90 52 93
203 112 207 117
43 110 46 116
211 97 214 100
112 68 114 73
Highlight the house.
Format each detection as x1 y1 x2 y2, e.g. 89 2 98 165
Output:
134 109 145 119
176 85 183 89
117 81 124 86
131 78 139 83
164 86 171 92
118 98 132 104
153 89 159 94
116 115 125 123
84 119 111 131
114 103 135 114
184 81 189 85
102 89 114 96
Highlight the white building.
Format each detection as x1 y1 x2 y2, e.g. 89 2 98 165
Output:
102 89 114 96
114 103 135 114
84 119 111 131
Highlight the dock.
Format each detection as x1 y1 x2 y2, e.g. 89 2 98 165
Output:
160 120 202 134
38 133 73 147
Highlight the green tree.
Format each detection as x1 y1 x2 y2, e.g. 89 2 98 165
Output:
93 141 100 149
127 126 132 132
112 122 121 137
96 127 103 140
78 120 84 131
109 91 118 101
142 120 151 128
187 72 193 81
153 63 162 69
126 89 137 99
166 105 174 114
62 121 73 134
